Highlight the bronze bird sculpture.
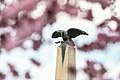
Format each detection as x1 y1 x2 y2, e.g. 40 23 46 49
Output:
52 28 88 64
52 28 88 46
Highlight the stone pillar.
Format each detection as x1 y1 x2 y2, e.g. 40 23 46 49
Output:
55 44 76 80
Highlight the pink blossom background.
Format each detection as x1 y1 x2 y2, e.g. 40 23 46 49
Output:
0 0 120 80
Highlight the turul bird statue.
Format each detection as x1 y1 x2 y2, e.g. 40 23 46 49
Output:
52 28 88 64
51 28 88 46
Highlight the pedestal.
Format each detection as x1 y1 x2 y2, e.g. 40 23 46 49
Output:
55 44 76 80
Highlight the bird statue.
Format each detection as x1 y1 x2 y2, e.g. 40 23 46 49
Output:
51 28 88 46
52 28 88 64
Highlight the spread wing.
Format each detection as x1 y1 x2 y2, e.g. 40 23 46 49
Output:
52 30 63 38
67 28 88 38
